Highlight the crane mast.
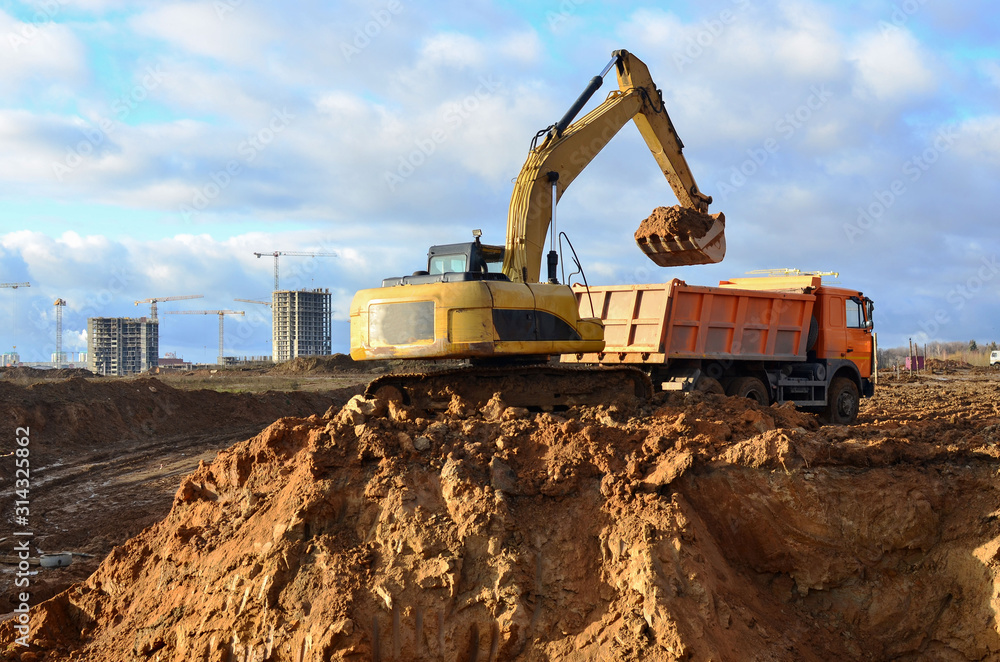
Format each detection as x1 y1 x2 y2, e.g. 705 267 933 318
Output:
163 310 245 365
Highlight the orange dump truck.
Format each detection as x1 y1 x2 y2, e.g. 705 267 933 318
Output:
562 274 875 423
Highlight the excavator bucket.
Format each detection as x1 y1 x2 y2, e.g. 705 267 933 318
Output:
634 205 726 267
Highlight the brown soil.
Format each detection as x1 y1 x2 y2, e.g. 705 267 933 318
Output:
267 354 453 378
923 357 989 374
267 354 371 375
3 372 1000 661
0 367 95 381
0 375 364 614
634 205 725 242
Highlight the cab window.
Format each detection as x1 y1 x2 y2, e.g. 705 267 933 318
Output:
846 299 864 329
429 254 468 275
484 256 504 273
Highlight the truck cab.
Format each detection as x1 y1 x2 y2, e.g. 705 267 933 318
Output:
813 287 875 386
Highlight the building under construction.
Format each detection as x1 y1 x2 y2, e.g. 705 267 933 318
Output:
87 317 158 376
272 289 331 363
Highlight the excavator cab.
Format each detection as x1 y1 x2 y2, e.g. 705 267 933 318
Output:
382 232 508 287
427 234 505 277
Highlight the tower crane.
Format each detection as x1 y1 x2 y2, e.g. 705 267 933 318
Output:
253 251 338 291
54 298 66 366
134 294 204 320
234 298 272 307
163 310 244 365
1 282 30 356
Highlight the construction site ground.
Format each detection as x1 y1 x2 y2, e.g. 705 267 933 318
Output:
0 360 375 610
1 359 999 660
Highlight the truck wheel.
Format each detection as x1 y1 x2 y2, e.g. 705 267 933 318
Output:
807 316 819 351
727 376 769 405
822 377 859 425
694 375 724 395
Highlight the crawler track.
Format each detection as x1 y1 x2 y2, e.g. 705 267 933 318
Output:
364 364 653 410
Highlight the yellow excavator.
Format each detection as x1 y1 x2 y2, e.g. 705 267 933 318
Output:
349 49 725 408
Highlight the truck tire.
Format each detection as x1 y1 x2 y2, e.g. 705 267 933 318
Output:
727 376 769 405
694 375 724 395
822 377 859 425
807 316 819 351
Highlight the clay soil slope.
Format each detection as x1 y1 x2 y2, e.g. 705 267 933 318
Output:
0 374 363 610
3 372 1000 661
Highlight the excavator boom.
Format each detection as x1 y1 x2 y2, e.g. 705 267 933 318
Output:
502 49 724 283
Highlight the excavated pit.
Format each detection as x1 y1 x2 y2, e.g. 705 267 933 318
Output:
3 371 1000 661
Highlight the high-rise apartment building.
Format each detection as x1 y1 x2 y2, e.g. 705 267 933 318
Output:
272 289 331 362
87 317 158 376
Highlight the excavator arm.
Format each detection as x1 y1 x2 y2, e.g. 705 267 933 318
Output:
502 49 723 284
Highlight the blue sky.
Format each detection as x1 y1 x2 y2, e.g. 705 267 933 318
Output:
1 0 998 363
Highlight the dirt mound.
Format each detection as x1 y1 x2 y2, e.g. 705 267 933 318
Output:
6 382 1000 661
0 366 94 380
0 376 363 614
0 376 355 466
269 355 460 378
634 205 724 241
923 357 990 374
269 354 373 375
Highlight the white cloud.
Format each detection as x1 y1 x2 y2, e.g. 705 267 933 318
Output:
951 116 1000 165
130 2 276 65
623 2 844 82
64 0 134 9
615 3 853 152
316 92 372 118
619 9 686 52
149 61 272 122
769 22 842 78
418 32 487 69
497 29 542 65
850 29 937 102
66 329 87 352
0 10 87 90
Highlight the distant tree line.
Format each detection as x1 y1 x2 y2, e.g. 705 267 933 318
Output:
878 340 999 368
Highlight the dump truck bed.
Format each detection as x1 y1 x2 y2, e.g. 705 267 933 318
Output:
565 279 816 365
